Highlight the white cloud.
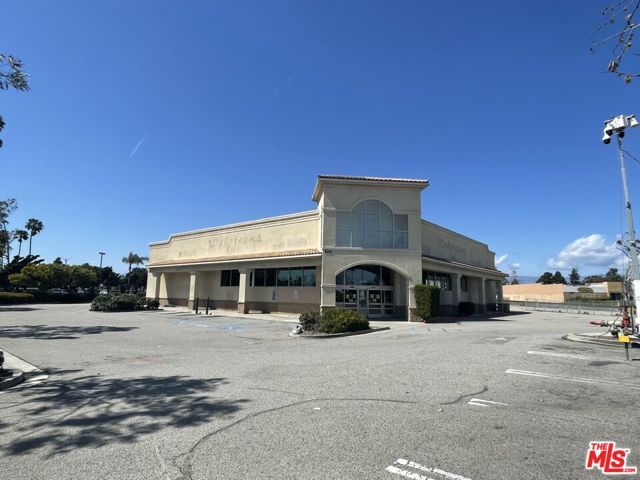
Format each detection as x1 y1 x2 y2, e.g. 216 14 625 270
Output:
508 262 520 271
547 234 620 270
495 254 508 266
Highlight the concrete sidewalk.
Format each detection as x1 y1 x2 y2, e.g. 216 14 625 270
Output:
563 332 640 348
0 350 47 390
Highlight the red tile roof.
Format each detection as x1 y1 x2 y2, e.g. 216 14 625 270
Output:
317 174 429 184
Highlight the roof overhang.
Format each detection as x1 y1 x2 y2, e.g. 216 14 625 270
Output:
422 255 507 278
312 175 429 202
148 249 321 270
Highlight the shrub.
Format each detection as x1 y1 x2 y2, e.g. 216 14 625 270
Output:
458 301 475 316
414 284 441 321
112 294 140 311
145 298 160 310
319 308 369 334
299 311 321 332
90 294 115 312
90 293 156 312
0 292 34 305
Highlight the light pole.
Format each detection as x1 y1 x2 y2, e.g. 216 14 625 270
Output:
603 114 640 335
98 251 106 268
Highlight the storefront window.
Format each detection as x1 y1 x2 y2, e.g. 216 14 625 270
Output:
422 270 453 291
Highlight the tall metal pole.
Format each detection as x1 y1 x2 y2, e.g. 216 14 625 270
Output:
99 252 106 268
617 135 640 333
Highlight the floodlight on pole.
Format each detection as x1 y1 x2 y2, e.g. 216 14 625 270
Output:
603 114 640 335
99 251 106 268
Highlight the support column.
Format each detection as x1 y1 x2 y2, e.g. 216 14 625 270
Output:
237 269 249 314
320 285 336 313
407 282 417 322
153 272 162 300
451 273 460 315
479 277 486 313
188 271 199 309
496 280 504 312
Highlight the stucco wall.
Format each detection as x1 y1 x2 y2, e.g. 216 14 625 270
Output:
149 211 319 265
421 221 496 269
319 183 423 252
503 283 565 303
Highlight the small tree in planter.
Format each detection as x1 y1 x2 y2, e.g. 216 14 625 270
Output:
414 284 441 322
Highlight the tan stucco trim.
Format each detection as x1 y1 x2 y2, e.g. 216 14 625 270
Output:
149 210 319 247
422 255 506 278
148 251 322 269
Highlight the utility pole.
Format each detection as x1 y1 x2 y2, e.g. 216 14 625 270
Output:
98 251 106 268
603 114 640 335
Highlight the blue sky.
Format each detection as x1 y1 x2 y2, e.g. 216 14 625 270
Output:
2 1 639 275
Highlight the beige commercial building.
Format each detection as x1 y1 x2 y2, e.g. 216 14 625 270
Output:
146 175 506 320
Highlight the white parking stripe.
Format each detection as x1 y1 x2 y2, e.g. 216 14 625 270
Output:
505 369 640 389
386 465 435 480
527 350 592 360
394 459 474 480
469 398 508 406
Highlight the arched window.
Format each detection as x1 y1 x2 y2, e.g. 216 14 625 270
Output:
335 200 408 249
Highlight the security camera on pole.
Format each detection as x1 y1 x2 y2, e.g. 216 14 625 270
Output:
603 114 640 336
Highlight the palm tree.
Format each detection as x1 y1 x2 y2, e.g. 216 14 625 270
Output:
14 229 28 257
122 252 149 291
25 218 44 255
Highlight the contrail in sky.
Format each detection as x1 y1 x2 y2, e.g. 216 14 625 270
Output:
129 132 149 158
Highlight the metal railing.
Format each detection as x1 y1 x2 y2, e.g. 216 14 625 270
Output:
506 299 633 316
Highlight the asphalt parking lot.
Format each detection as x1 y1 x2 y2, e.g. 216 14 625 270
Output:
0 304 638 480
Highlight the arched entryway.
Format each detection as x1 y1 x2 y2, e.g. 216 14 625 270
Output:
335 264 406 319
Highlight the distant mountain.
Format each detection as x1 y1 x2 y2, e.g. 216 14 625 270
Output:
506 275 537 284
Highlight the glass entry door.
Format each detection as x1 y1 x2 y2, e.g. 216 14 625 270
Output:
341 287 394 318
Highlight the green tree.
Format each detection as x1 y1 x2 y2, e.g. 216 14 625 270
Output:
536 272 554 284
14 229 28 257
9 263 57 291
122 252 148 291
552 271 567 284
0 198 17 265
66 264 99 293
25 218 44 255
99 266 121 292
126 267 148 294
605 267 624 282
569 268 580 285
511 278 520 285
584 274 606 284
0 53 30 148
0 254 42 290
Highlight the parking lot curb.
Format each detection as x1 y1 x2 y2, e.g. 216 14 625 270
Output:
563 332 640 348
0 350 46 390
291 326 390 338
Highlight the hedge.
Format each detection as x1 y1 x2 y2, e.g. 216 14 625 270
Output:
414 284 441 321
319 308 369 334
0 292 35 305
0 291 97 305
299 311 321 332
90 293 159 312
